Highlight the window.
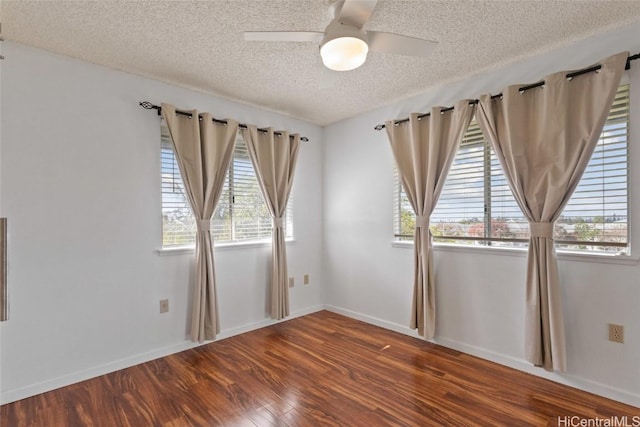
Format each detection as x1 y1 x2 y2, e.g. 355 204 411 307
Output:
161 125 293 247
394 84 630 254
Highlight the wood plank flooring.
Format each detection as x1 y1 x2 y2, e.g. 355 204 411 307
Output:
1 311 638 426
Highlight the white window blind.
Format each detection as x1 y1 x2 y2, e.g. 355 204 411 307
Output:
161 125 293 248
394 84 629 254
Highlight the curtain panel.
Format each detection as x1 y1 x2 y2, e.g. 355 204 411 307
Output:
161 103 238 342
385 100 476 339
476 52 628 371
240 126 300 320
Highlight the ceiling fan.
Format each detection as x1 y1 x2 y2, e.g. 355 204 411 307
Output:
244 0 438 72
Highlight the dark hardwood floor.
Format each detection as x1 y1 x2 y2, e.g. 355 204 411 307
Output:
1 310 638 426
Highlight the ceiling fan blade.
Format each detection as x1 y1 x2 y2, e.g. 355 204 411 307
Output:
367 31 438 58
244 31 324 42
337 0 378 28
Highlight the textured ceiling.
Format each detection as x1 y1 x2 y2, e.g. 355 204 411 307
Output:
3 0 640 126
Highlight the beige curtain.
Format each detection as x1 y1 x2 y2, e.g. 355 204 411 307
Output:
476 52 627 371
386 100 475 339
240 126 300 320
161 103 238 342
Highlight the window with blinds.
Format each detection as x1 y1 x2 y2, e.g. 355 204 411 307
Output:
394 84 629 254
161 125 293 248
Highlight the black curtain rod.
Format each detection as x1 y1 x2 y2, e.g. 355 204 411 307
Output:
374 52 640 131
139 102 309 142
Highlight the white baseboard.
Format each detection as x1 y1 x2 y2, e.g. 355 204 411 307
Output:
326 304 423 338
324 304 640 409
215 305 324 341
0 305 325 405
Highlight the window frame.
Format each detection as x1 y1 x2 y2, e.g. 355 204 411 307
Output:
393 84 632 258
160 125 294 251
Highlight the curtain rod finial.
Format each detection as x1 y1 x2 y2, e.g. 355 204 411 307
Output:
374 124 385 131
140 101 161 115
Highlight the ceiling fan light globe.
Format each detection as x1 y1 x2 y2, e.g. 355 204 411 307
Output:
320 36 368 71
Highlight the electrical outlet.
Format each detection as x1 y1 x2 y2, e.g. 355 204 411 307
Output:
304 274 309 285
289 277 294 288
608 323 624 343
160 299 169 313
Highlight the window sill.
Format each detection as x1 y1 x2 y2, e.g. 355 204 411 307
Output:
391 241 639 265
157 246 195 256
157 239 296 256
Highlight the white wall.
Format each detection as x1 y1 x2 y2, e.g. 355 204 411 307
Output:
323 21 640 407
0 20 4 404
0 42 324 404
